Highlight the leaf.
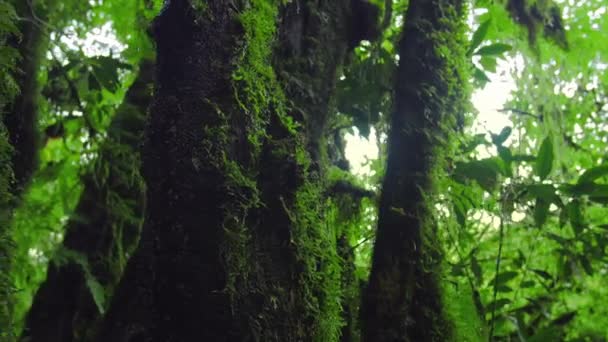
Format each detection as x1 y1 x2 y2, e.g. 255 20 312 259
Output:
467 18 491 56
526 184 557 202
486 298 511 312
471 256 483 284
558 207 568 228
461 133 488 153
473 66 490 85
453 199 467 227
491 126 512 146
551 311 576 326
531 269 553 282
578 255 593 275
491 271 518 287
535 137 554 180
85 275 106 314
479 56 497 72
534 197 550 228
496 285 513 293
566 200 585 235
475 43 513 56
562 183 608 203
89 56 131 92
527 327 562 342
545 232 569 246
578 164 608 184
520 280 535 288
453 158 502 192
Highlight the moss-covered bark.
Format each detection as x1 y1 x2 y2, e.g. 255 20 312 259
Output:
4 0 50 194
95 1 371 341
0 1 20 337
361 0 469 341
20 59 154 342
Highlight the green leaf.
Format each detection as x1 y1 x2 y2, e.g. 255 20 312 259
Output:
491 127 512 146
473 66 490 85
545 232 569 246
479 56 497 72
471 257 483 284
491 271 518 287
566 200 585 235
532 269 553 281
578 164 608 184
578 255 593 275
558 206 568 228
474 43 513 56
453 158 501 192
535 137 554 180
527 327 562 342
496 285 513 293
453 199 467 227
467 18 491 56
562 183 608 203
534 198 550 228
89 56 131 92
486 298 511 312
520 280 535 288
551 311 576 326
461 133 488 153
526 184 556 201
85 275 106 314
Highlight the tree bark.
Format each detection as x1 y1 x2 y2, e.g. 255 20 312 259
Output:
21 59 154 342
361 0 468 341
4 0 49 194
95 1 370 341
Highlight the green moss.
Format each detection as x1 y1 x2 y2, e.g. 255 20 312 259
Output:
233 0 288 155
0 1 20 337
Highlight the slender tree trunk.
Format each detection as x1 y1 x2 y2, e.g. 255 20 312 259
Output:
1 1 48 337
96 1 372 340
21 59 154 342
4 0 49 194
361 0 468 341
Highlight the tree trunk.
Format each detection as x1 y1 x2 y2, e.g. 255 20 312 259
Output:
4 0 49 194
361 0 468 341
95 1 371 341
21 59 154 342
1 0 48 336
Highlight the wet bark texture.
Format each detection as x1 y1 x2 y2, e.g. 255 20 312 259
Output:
4 0 48 194
21 59 154 342
95 0 369 341
361 0 466 341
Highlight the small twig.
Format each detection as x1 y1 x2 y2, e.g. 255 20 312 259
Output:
498 107 542 121
351 231 376 251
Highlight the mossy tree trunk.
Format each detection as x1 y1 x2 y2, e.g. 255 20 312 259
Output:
361 0 468 341
4 0 50 194
20 59 154 342
1 0 49 336
96 1 369 341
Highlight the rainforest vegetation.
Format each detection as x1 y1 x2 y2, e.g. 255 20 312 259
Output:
1 0 607 341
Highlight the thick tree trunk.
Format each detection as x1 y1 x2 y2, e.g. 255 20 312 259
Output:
21 59 154 342
96 1 368 341
361 0 468 341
